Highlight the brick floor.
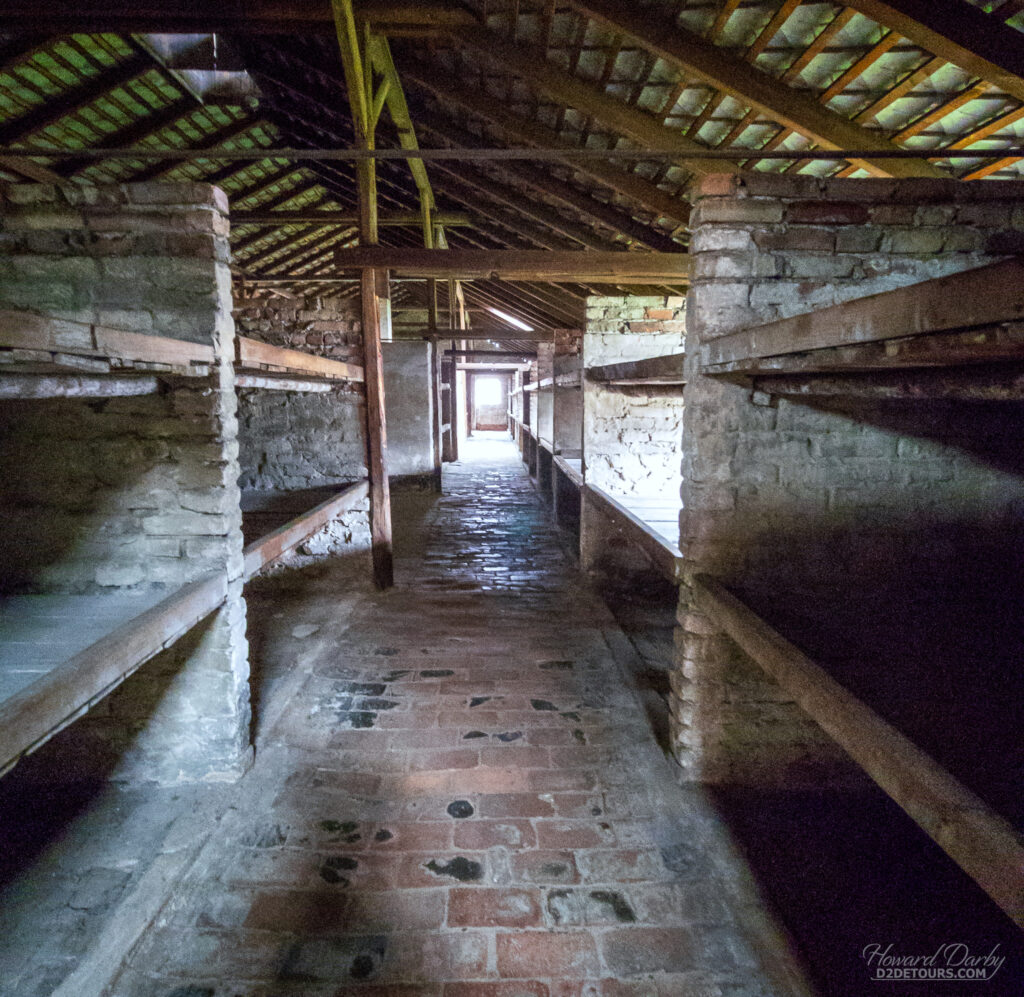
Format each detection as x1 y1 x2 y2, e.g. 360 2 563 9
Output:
108 435 812 996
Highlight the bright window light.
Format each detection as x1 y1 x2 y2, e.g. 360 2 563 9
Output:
475 375 503 406
485 306 533 332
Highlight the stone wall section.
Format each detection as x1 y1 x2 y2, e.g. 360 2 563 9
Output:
583 295 685 497
0 182 250 784
233 295 371 561
673 174 1024 794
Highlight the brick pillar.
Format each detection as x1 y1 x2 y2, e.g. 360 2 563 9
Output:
672 171 1024 787
0 182 251 784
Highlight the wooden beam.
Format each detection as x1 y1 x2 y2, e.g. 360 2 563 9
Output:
450 25 741 177
335 248 689 282
0 0 476 34
704 259 1024 367
843 0 1024 105
235 336 364 381
693 574 1024 931
242 480 370 579
361 267 394 588
428 328 554 342
704 322 1024 376
570 0 944 180
444 349 536 359
586 351 686 385
233 210 470 226
750 366 1024 401
400 63 690 223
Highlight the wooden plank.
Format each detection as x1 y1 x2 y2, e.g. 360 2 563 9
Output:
587 351 686 385
95 327 216 367
571 0 943 179
335 248 689 282
361 267 394 588
236 336 364 381
0 309 217 366
705 258 1024 366
242 480 369 579
0 572 226 776
705 322 1024 376
553 454 584 487
584 484 683 583
751 366 1024 401
0 0 477 35
693 574 1024 931
0 310 95 353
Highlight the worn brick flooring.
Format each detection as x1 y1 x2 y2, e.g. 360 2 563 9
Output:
109 435 812 997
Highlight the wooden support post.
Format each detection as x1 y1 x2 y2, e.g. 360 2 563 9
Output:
334 0 394 588
430 339 443 488
361 267 394 587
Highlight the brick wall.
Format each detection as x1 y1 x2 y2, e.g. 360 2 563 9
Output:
674 175 1024 813
582 295 686 497
0 182 250 784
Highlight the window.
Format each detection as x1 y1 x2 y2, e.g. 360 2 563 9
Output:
475 376 503 406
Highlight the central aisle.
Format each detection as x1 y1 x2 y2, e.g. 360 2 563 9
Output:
110 435 812 996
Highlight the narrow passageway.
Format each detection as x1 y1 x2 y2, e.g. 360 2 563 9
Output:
110 435 810 996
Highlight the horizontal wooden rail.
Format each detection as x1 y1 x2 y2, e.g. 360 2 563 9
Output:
584 485 683 583
705 321 1024 377
692 573 1024 931
236 337 363 382
242 481 370 579
553 455 584 488
0 572 227 776
588 352 686 386
334 248 690 283
704 258 1024 367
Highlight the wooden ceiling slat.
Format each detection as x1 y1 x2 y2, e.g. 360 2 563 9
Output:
745 0 803 62
844 0 1024 103
0 51 150 146
571 0 942 178
892 80 991 142
851 55 944 123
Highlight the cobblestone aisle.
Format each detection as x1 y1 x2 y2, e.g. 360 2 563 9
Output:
109 435 812 997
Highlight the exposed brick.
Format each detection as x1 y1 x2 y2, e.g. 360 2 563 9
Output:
448 887 544 927
512 850 580 884
600 927 698 976
496 931 601 978
453 819 537 850
786 201 869 225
